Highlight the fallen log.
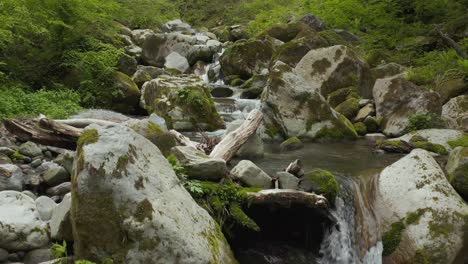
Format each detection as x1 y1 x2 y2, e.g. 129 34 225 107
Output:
210 109 263 162
285 159 304 177
169 129 204 151
434 25 466 58
247 189 328 209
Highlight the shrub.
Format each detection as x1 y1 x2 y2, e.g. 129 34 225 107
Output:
406 113 444 132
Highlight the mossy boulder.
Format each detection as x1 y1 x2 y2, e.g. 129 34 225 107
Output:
318 30 347 46
397 129 466 152
220 39 274 79
376 139 413 153
335 98 360 120
71 125 236 264
326 86 359 108
411 141 448 155
140 75 223 131
434 76 468 103
378 149 468 263
261 61 358 140
109 72 141 115
363 116 380 133
446 147 468 201
280 137 304 152
240 74 267 99
298 169 339 203
442 95 468 130
212 25 248 42
131 66 166 88
353 122 367 136
263 22 313 43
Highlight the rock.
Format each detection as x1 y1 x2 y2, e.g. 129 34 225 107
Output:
0 153 12 165
211 85 234 98
71 109 130 123
332 29 362 44
131 29 155 46
110 72 141 114
0 164 24 191
373 76 442 136
354 103 376 122
370 63 405 80
261 61 357 140
434 77 468 103
442 95 468 131
276 172 299 189
35 196 56 222
71 125 235 263
231 160 272 189
280 137 303 152
363 116 380 133
42 163 69 186
23 248 53 264
298 14 327 31
170 146 227 181
446 147 468 200
140 75 223 131
298 169 339 203
376 139 413 153
0 191 49 251
117 54 138 76
22 190 36 200
0 147 14 156
212 25 247 42
365 133 386 141
53 151 74 174
295 45 373 98
161 19 194 33
225 120 264 159
335 97 360 120
187 45 220 65
50 193 72 241
377 149 468 263
132 66 165 87
164 52 190 73
45 182 71 197
220 39 274 79
327 86 359 108
19 142 42 158
0 248 7 263
353 122 367 136
395 129 466 152
30 159 42 168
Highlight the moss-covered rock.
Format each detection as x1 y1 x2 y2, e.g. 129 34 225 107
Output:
376 139 413 153
318 30 348 46
335 98 360 120
280 137 303 152
446 147 468 201
363 116 380 133
109 72 141 114
442 94 468 130
140 75 223 131
298 169 339 203
434 77 468 104
220 39 274 79
411 141 448 155
353 122 367 136
327 86 359 108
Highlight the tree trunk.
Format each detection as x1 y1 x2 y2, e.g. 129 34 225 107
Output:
435 25 466 58
247 189 328 209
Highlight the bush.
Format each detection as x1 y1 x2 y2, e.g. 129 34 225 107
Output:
406 113 444 132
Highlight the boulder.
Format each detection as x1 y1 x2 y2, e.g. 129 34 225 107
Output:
298 169 339 203
395 129 466 152
280 137 303 152
50 193 72 241
0 147 14 156
335 97 360 120
170 146 227 181
19 141 42 157
117 54 138 76
109 72 141 115
295 45 373 98
332 29 362 44
0 191 49 251
70 109 130 123
298 14 327 31
187 45 220 65
23 249 53 264
373 76 442 136
231 160 272 189
41 163 69 186
276 172 299 190
71 125 236 263
353 122 367 136
434 77 468 103
35 196 56 221
446 147 468 200
140 75 223 131
327 86 359 108
442 95 468 131
0 164 24 191
354 103 375 122
370 63 405 80
164 52 190 73
131 29 155 46
211 85 234 98
225 120 264 159
377 149 468 263
132 66 165 88
220 39 274 79
161 19 194 33
261 61 357 140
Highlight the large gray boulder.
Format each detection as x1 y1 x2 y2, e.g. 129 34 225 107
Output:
446 147 468 201
377 149 468 263
231 160 272 189
373 76 442 137
71 125 235 264
442 95 468 131
261 61 357 140
170 146 227 181
164 52 190 73
394 129 465 152
0 164 24 191
295 45 373 98
225 120 264 158
50 193 72 241
0 191 49 251
161 19 194 33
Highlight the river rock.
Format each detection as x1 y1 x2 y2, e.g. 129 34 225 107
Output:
50 193 72 241
140 74 223 131
0 164 24 191
110 72 141 114
0 191 49 251
395 129 466 152
442 95 468 131
170 146 227 181
295 45 373 98
276 172 300 189
19 142 42 158
23 248 53 264
35 196 56 221
446 147 468 200
377 149 468 263
132 66 166 87
0 147 14 156
373 76 442 136
42 163 69 186
298 169 339 203
225 120 264 158
231 160 272 189
220 39 274 79
53 151 74 175
187 44 220 65
46 182 71 197
71 125 235 263
211 85 234 98
298 14 327 31
280 137 303 152
162 19 194 33
261 61 357 140
164 52 190 73
433 76 468 103
354 104 375 122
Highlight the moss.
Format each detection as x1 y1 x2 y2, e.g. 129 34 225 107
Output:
363 116 380 133
412 141 448 155
448 134 468 148
312 58 332 74
11 151 27 161
304 169 339 202
353 122 367 136
230 78 244 86
382 220 406 256
147 121 164 136
327 86 359 107
376 139 412 153
319 30 347 46
405 208 429 225
412 249 431 264
229 203 260 231
335 98 360 120
134 199 154 222
138 238 160 251
428 210 455 239
77 129 99 148
280 137 303 151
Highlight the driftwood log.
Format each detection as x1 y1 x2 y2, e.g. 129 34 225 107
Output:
169 129 204 152
247 189 328 209
210 109 263 162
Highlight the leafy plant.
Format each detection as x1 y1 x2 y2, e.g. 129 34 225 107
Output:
167 155 187 181
406 113 444 132
50 241 68 261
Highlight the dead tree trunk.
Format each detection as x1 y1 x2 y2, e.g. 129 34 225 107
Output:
168 129 204 151
435 25 466 58
210 109 263 162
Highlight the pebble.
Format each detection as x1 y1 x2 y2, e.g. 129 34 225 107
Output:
30 159 42 168
0 147 14 156
46 182 71 197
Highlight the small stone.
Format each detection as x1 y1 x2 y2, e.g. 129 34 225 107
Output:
0 147 14 156
358 99 372 107
46 182 71 197
280 137 303 152
354 104 375 122
231 160 272 189
42 163 69 186
35 196 57 221
22 190 36 200
0 164 24 191
365 133 387 141
276 172 299 189
170 146 227 181
50 193 72 241
23 248 53 264
0 153 12 165
30 159 42 168
53 151 74 174
19 142 42 157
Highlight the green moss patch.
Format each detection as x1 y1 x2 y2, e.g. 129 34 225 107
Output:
303 169 339 202
382 220 406 256
376 139 413 153
448 134 468 148
353 122 367 136
412 141 448 155
77 129 99 148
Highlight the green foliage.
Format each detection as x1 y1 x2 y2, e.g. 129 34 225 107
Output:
305 169 339 202
50 240 68 260
167 155 187 181
448 134 468 148
382 220 406 256
116 0 179 29
406 113 444 132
